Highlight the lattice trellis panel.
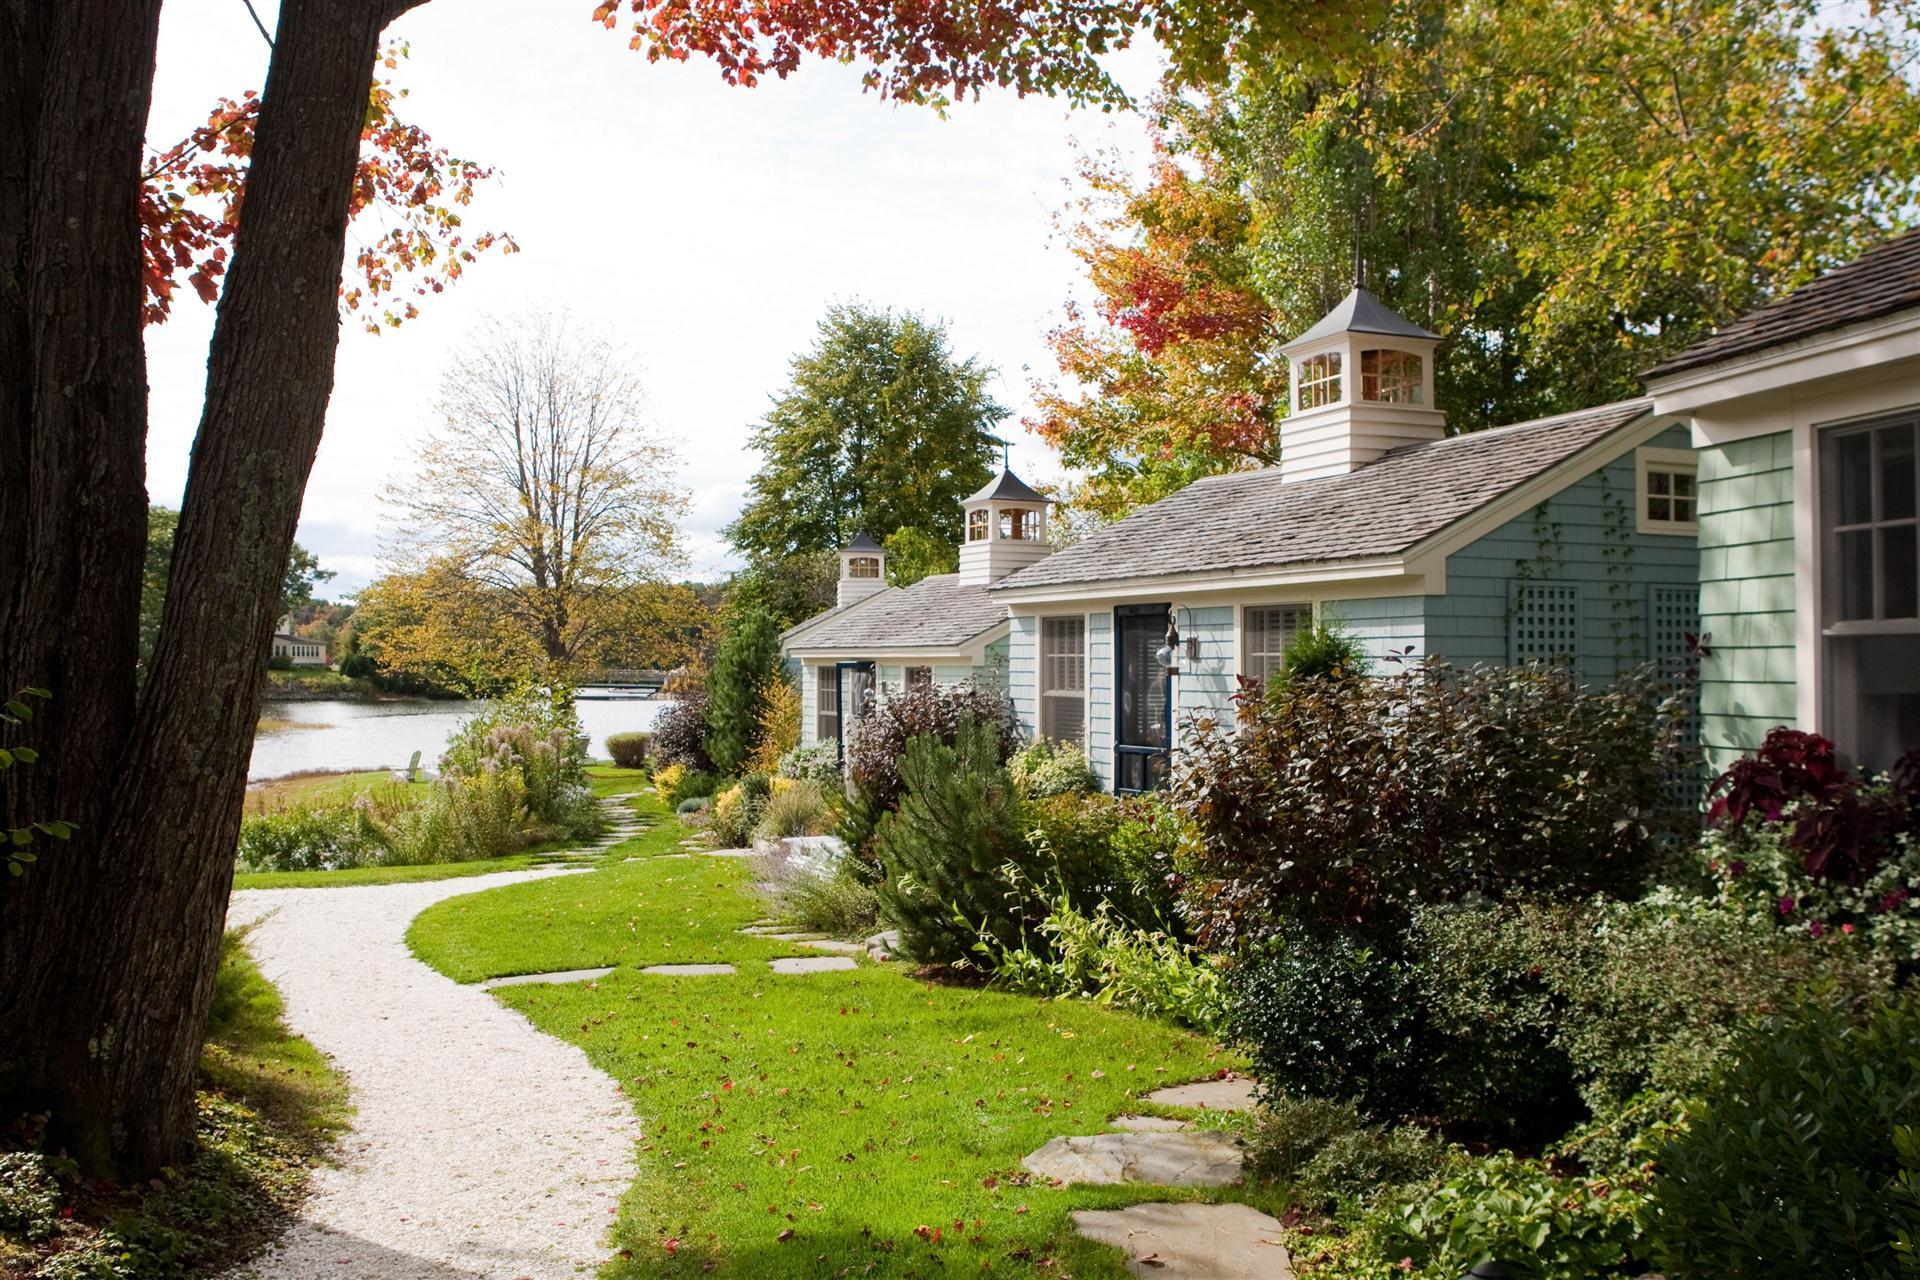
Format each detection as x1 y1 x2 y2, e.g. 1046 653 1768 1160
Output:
1650 583 1706 808
1509 582 1581 664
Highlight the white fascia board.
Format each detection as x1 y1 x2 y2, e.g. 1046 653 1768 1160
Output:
1647 309 1920 417
989 558 1423 609
1399 410 1678 577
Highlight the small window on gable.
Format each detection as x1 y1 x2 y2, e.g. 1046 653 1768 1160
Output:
847 555 880 579
1360 349 1422 404
1297 352 1342 410
1637 447 1699 535
967 509 989 542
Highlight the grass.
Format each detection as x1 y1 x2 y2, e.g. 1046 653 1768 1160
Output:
0 929 348 1277
407 815 1264 1279
243 767 424 815
232 771 678 890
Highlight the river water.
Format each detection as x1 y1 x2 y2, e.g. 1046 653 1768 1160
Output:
249 697 675 781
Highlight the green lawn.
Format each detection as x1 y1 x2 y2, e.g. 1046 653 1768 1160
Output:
407 819 1261 1279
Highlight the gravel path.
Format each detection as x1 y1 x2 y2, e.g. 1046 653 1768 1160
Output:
224 868 640 1280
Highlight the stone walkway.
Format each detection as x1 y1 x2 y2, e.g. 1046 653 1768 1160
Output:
1018 1072 1291 1279
221 798 650 1279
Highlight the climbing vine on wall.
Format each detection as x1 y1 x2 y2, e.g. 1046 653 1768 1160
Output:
1598 469 1643 668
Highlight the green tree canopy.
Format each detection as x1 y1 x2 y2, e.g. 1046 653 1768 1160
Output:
1033 0 1920 517
727 303 1006 564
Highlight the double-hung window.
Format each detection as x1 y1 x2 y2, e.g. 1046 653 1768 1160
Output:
1242 604 1308 685
1038 616 1087 746
815 666 839 742
1821 415 1920 770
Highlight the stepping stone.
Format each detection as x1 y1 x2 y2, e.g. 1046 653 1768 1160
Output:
739 925 791 936
768 956 856 974
795 939 865 954
1072 1202 1292 1280
1111 1115 1190 1133
480 966 615 990
639 963 737 976
1021 1131 1243 1187
761 931 825 942
1142 1073 1260 1112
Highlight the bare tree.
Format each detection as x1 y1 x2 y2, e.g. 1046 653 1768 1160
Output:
384 313 685 678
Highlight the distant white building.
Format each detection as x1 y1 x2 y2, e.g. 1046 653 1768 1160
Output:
270 616 329 667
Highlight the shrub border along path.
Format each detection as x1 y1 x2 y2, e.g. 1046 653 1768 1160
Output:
404 801 1281 1279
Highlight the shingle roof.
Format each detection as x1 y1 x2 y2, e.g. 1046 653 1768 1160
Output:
785 573 1008 652
1287 287 1441 348
1645 228 1920 379
993 398 1651 592
843 531 884 553
968 469 1050 504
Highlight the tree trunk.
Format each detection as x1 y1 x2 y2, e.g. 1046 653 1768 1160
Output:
0 0 421 1179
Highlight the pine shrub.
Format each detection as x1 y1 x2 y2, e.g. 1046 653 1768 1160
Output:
874 717 1031 965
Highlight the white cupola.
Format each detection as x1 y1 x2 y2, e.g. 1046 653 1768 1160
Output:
1278 287 1446 482
957 469 1053 586
836 531 888 608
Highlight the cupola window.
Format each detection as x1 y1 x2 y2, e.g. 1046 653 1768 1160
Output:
967 509 989 542
846 555 880 579
1296 352 1342 410
999 509 1039 541
1360 349 1422 404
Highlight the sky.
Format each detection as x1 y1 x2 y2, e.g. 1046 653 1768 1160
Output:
142 0 1164 595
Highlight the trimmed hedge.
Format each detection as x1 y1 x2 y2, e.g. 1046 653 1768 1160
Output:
605 731 651 769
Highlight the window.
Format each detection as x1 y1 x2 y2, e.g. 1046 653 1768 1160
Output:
1360 349 1422 404
967 509 989 542
999 508 1039 541
1636 448 1699 534
1821 416 1920 772
1243 604 1309 685
1296 351 1342 410
815 666 839 742
1038 616 1087 746
847 555 880 579
1510 582 1580 664
1824 418 1918 624
905 666 933 690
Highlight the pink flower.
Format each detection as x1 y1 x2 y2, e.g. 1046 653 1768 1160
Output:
1841 922 1855 935
1809 921 1824 938
1778 897 1796 916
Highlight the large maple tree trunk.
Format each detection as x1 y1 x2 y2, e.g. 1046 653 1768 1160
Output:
0 0 420 1178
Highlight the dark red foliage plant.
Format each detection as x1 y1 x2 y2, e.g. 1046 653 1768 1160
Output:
1707 727 1920 886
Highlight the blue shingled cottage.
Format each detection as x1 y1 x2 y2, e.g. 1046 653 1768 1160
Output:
782 289 1704 792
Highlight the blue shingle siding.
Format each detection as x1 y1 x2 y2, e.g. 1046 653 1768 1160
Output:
1325 595 1427 666
1425 424 1699 683
1175 606 1238 727
1695 430 1798 774
799 663 819 748
1007 614 1038 736
1087 612 1115 792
